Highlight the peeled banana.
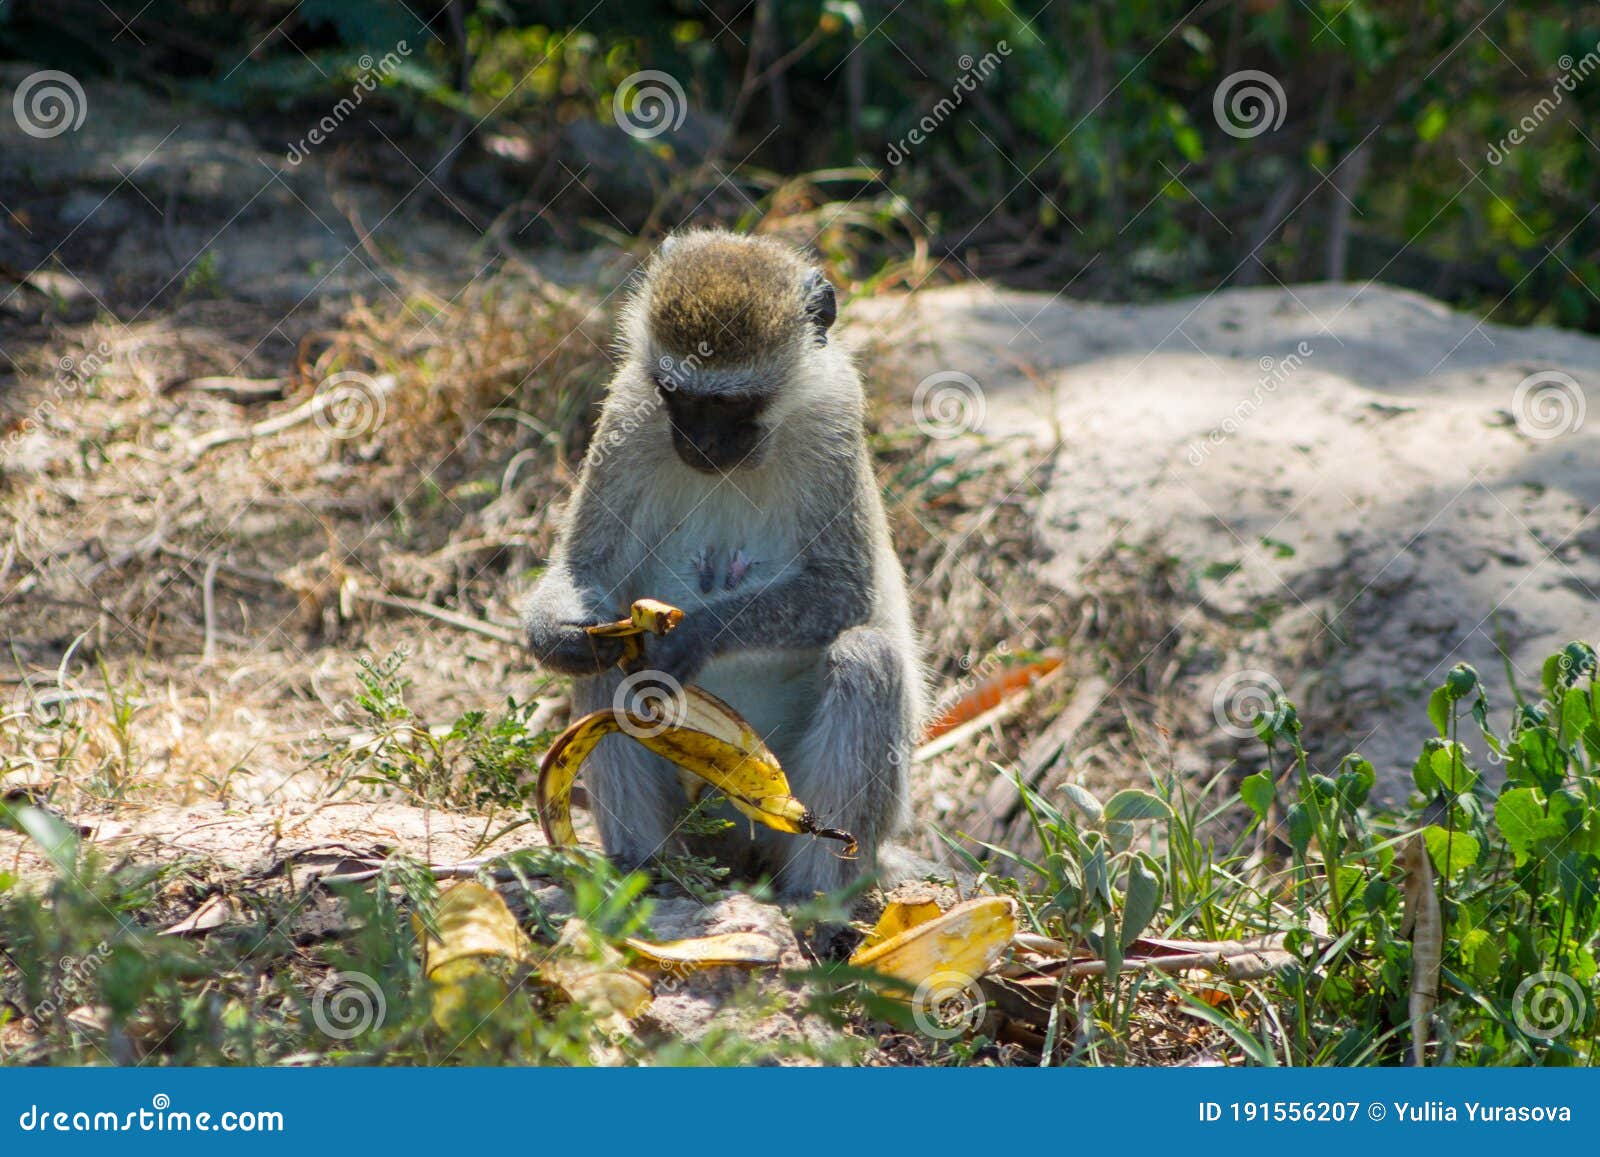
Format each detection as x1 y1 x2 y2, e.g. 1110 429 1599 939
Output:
583 598 685 665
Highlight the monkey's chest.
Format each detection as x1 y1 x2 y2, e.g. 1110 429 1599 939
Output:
624 505 800 611
624 502 817 750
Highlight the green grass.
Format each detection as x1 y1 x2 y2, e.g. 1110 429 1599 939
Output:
953 642 1600 1066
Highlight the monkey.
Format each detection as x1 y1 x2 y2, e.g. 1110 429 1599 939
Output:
524 228 925 898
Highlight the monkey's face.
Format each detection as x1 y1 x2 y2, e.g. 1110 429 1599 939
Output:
656 381 772 473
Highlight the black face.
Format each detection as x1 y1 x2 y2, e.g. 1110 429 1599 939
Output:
657 381 771 473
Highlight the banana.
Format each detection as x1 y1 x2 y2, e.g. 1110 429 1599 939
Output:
584 598 686 666
537 682 855 855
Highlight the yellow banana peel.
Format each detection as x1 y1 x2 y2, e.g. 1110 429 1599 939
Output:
623 932 783 969
857 895 944 953
849 896 1017 991
416 880 536 1031
537 678 856 856
543 918 653 1036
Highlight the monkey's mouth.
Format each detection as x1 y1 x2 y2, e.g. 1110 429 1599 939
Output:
669 421 767 473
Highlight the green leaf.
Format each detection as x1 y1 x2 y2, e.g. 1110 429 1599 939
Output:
1061 783 1104 824
0 802 79 876
1413 737 1447 794
1416 102 1448 142
1495 787 1557 866
1285 803 1314 858
1562 686 1592 738
1429 743 1477 795
1337 756 1375 809
1422 824 1479 878
1427 686 1452 737
1104 789 1170 822
1240 771 1275 821
1510 727 1565 790
1459 928 1499 984
1120 855 1163 948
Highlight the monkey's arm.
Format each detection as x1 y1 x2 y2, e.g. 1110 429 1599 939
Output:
523 561 629 675
643 505 876 683
523 473 633 675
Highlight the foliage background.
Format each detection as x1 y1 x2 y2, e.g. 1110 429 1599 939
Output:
5 0 1598 327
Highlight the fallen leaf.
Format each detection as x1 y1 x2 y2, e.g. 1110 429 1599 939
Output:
1401 832 1441 1066
160 893 239 936
922 657 1063 742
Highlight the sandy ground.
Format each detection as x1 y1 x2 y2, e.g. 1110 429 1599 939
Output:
854 282 1599 797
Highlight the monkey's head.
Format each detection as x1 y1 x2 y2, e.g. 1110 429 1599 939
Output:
626 230 840 475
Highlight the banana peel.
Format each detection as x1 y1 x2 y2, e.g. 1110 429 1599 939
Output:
856 894 944 954
543 918 654 1038
537 673 856 856
623 932 783 969
416 881 536 1031
850 896 1017 993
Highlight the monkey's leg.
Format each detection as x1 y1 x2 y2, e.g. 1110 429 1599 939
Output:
569 674 689 872
762 626 911 898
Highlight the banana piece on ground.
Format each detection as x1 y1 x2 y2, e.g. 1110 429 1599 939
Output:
850 896 1017 992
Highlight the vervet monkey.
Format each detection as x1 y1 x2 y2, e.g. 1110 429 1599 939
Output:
524 229 925 896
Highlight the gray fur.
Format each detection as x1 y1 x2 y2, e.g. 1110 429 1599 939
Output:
524 229 926 898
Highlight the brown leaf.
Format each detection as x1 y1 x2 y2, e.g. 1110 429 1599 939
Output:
1402 832 1442 1066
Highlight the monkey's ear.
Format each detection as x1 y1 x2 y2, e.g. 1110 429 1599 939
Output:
804 270 837 345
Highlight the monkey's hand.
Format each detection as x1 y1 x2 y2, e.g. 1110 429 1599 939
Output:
637 618 714 687
525 609 628 676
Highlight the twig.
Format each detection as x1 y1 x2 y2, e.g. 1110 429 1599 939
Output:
180 373 396 458
349 586 522 646
200 556 220 666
